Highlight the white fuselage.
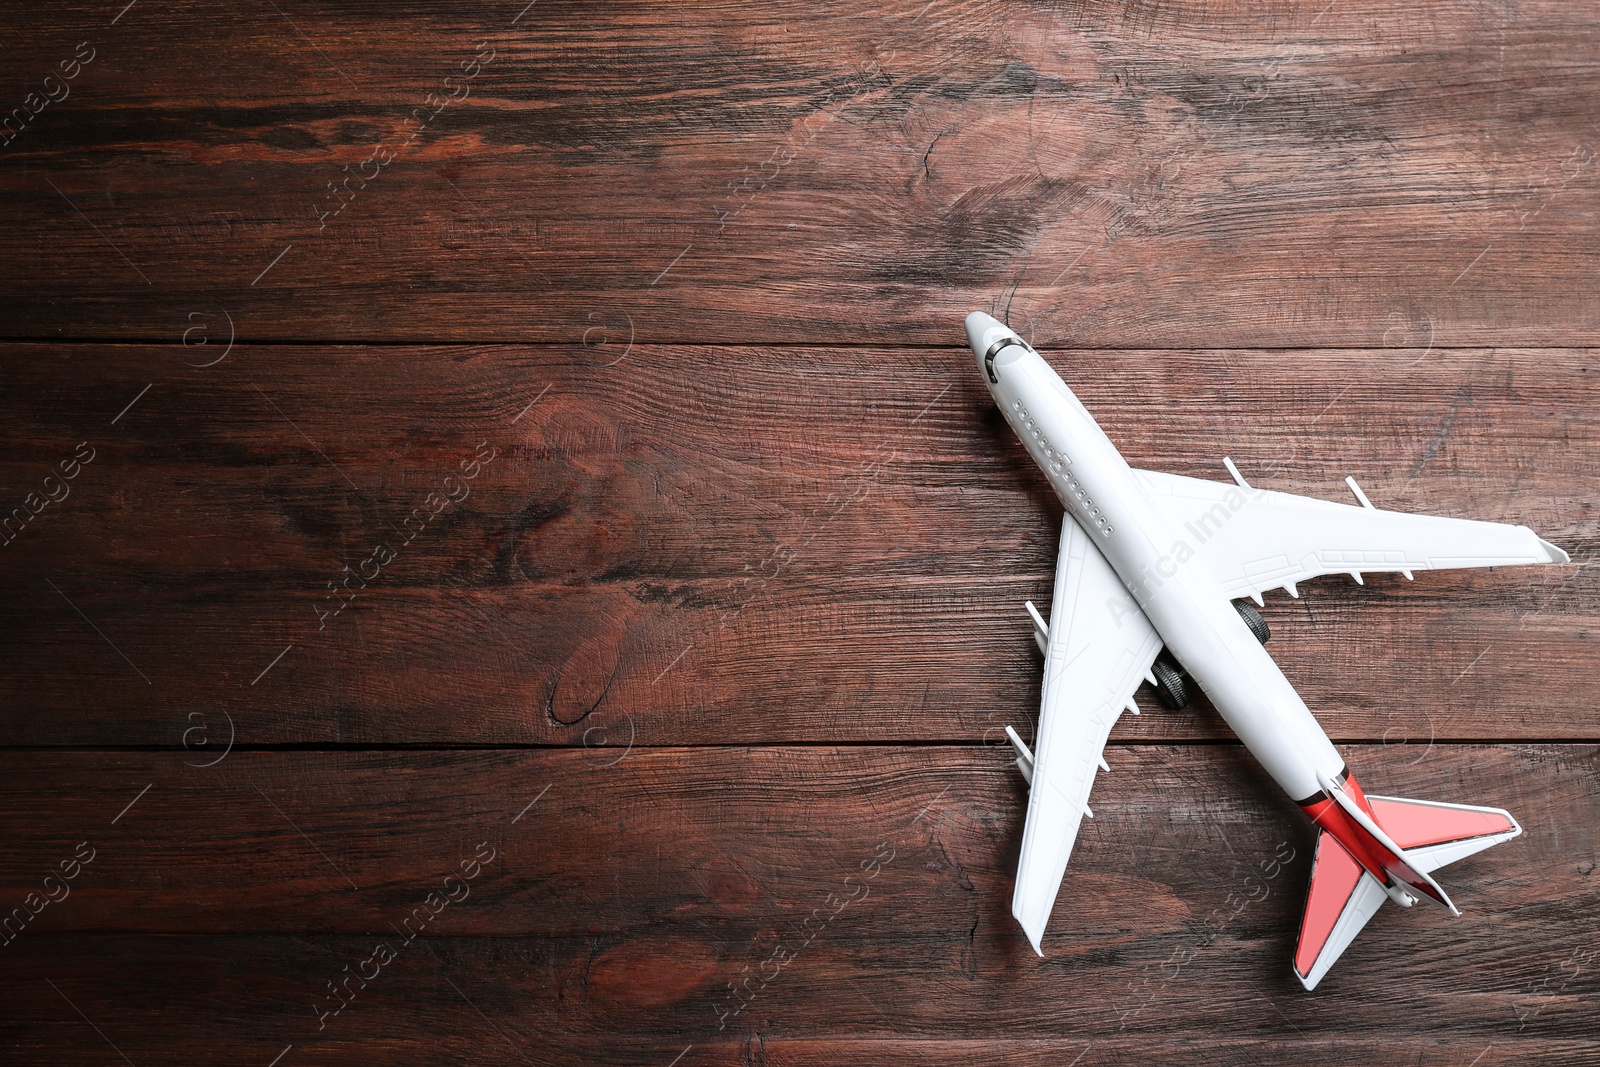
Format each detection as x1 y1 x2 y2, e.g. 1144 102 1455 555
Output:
983 341 1344 803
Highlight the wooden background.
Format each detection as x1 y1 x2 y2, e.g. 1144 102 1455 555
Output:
2 1 1596 1063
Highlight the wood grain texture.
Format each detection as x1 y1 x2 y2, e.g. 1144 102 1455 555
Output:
0 747 1595 1062
1 1 1598 345
1 342 1591 744
10 939 1598 1065
5 940 1598 1065
4 0 1599 1062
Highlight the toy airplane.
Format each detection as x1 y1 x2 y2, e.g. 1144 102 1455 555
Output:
964 311 1568 989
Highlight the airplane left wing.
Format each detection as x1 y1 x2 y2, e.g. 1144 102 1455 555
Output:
1013 514 1164 954
1134 468 1567 603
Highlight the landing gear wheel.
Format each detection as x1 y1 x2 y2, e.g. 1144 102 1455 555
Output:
1151 654 1189 710
1233 599 1270 645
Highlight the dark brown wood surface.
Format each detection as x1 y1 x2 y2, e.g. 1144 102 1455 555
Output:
3 0 1600 348
0 746 1597 1063
2 0 1597 1063
3 343 1593 746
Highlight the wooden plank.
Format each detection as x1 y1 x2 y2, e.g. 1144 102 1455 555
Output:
4 939 1597 1064
8 938 1597 1064
1 2 1597 345
5 571 1591 745
1 343 1592 743
6 1 1596 1057
0 746 1587 938
0 746 1594 1060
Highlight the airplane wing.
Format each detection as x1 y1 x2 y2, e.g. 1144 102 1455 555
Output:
1013 514 1164 954
1133 468 1567 603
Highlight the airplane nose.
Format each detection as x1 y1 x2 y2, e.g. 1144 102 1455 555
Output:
964 311 1030 384
965 311 1006 356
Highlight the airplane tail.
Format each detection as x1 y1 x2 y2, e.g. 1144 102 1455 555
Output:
1293 783 1521 990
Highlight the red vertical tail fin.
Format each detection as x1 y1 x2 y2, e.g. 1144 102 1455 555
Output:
1313 771 1457 912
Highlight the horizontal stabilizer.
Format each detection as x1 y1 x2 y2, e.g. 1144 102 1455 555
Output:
1367 795 1522 875
1294 832 1386 990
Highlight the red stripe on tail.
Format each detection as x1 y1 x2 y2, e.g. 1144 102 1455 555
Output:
1299 773 1451 909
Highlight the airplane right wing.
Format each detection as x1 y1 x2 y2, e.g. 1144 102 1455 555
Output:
1133 467 1567 602
1012 514 1164 954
